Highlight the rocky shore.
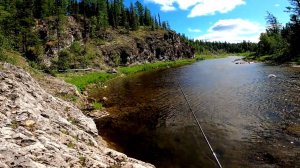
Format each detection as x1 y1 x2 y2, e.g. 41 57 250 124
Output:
0 62 154 168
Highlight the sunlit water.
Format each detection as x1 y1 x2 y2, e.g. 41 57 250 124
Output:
92 57 300 168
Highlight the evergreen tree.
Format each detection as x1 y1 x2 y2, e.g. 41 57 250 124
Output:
16 0 36 53
129 2 138 30
144 7 151 26
135 1 144 26
266 12 282 34
96 0 108 29
33 0 43 18
286 0 300 59
158 13 161 27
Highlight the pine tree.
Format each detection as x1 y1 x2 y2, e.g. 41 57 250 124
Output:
16 0 36 53
96 0 108 29
144 7 151 26
135 1 144 26
129 2 138 30
158 13 161 27
33 0 43 18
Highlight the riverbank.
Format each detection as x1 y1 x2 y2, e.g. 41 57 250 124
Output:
244 53 300 66
196 52 253 60
60 53 251 93
59 58 196 92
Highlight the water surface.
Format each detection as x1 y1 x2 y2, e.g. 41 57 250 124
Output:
92 57 300 167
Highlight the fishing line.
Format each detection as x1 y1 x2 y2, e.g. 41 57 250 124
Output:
178 82 223 168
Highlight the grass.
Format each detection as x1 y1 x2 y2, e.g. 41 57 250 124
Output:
60 72 116 91
92 102 103 110
119 58 195 75
60 58 196 92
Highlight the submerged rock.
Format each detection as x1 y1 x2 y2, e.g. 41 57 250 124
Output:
232 58 250 64
268 74 277 78
0 63 154 168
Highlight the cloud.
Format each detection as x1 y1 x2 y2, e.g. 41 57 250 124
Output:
188 28 202 33
195 19 264 43
145 0 199 11
188 0 246 17
161 5 176 12
212 24 237 31
274 4 280 7
145 0 245 16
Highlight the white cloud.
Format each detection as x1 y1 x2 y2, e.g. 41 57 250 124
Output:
188 0 246 17
195 19 264 43
274 4 280 7
188 28 202 33
145 0 199 11
161 5 176 12
145 0 245 16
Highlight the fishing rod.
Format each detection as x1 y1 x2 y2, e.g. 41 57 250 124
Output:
178 83 223 168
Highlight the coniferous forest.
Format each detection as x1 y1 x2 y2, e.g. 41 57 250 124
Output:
0 0 169 58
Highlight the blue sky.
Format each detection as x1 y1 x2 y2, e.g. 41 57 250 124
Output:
125 0 291 43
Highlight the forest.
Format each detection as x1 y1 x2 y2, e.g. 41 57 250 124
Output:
0 0 169 57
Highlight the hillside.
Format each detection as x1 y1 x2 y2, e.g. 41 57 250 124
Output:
35 16 194 70
0 0 195 73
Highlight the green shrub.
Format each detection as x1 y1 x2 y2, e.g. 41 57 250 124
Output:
58 50 72 71
92 102 103 110
70 41 83 55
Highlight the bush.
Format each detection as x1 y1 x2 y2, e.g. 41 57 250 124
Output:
70 41 83 55
25 45 44 63
57 50 72 71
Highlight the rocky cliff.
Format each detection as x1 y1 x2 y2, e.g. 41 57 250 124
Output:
0 62 154 168
100 30 195 67
36 16 194 68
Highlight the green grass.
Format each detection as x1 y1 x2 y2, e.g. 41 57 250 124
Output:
61 72 116 91
92 102 103 110
119 59 195 75
60 59 195 91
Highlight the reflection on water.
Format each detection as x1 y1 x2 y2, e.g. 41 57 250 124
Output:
92 57 300 168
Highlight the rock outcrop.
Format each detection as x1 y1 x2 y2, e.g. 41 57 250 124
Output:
0 63 154 168
35 16 194 68
100 30 195 66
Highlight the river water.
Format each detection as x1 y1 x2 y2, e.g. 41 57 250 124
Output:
92 57 300 168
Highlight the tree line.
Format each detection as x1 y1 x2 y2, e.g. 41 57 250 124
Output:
184 37 258 54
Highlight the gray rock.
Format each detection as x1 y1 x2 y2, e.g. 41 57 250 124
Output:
0 63 154 168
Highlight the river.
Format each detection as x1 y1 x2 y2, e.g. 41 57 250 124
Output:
92 56 300 168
